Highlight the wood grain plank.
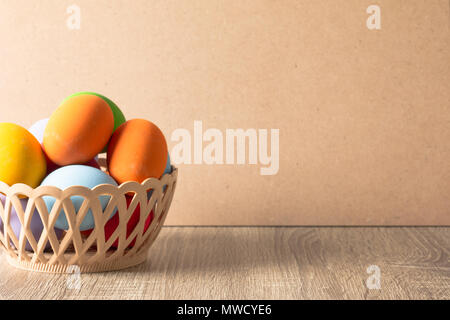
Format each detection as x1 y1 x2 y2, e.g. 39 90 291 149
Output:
0 227 448 300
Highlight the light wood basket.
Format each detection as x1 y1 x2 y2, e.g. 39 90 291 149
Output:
0 167 177 273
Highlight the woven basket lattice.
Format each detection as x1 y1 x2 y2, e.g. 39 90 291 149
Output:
0 167 177 273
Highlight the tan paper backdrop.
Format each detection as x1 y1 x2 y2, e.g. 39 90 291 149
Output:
0 0 449 225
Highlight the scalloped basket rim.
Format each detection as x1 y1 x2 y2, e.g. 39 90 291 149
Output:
0 166 178 195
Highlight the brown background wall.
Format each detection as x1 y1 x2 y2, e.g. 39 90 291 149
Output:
0 0 449 225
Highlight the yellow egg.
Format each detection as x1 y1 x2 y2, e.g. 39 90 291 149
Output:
0 123 46 187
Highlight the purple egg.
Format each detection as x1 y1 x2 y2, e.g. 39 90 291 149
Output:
0 195 62 252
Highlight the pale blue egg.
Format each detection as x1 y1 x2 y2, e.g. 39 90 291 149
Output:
164 154 172 176
147 153 172 201
28 118 49 144
40 165 118 231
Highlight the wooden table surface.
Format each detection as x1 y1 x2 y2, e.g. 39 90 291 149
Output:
0 227 448 300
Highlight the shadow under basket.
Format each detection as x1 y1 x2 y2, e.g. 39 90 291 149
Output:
0 167 177 273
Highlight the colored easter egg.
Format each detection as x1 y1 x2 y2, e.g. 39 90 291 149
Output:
40 165 118 231
164 154 172 175
81 195 153 249
66 92 126 152
28 118 49 144
29 118 100 174
107 119 168 184
45 157 101 175
0 123 46 187
147 153 172 199
81 153 170 247
0 195 63 251
85 158 101 170
43 94 114 166
28 118 57 173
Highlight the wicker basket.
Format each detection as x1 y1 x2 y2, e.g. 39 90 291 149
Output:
0 166 177 273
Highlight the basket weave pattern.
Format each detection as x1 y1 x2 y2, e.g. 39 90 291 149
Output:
0 168 177 273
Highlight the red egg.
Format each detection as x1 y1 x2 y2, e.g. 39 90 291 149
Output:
81 195 153 249
44 155 100 175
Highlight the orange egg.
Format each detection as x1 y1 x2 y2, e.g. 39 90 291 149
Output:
44 94 114 166
107 119 168 184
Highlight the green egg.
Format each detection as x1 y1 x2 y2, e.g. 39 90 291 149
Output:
65 92 126 152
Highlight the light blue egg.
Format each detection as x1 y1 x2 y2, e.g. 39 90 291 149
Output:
147 153 173 201
40 165 118 231
28 118 49 144
164 153 172 176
